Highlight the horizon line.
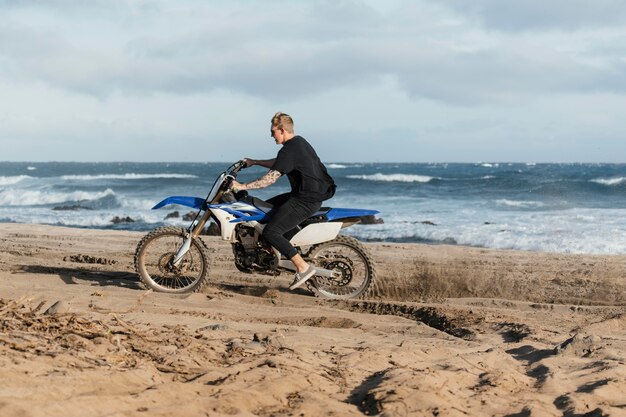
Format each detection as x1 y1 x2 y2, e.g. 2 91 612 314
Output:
1 160 626 165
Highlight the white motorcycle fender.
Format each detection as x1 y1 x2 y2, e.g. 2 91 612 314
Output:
289 223 342 247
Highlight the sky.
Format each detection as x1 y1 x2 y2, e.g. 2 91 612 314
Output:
1 0 626 163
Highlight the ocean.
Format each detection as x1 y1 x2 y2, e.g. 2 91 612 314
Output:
1 161 626 255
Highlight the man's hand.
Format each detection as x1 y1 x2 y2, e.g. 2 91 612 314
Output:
230 180 246 192
242 158 255 168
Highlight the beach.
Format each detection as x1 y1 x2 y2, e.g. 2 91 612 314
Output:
0 223 625 416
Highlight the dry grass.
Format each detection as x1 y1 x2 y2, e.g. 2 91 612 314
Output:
369 261 625 306
370 262 528 302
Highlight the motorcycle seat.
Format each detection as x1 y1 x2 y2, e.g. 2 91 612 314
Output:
249 196 274 213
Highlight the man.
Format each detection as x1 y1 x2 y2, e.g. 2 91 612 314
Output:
230 112 336 290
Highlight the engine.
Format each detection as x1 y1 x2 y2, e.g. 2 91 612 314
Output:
232 225 278 273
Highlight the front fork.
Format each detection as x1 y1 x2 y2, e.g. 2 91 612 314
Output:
172 209 212 266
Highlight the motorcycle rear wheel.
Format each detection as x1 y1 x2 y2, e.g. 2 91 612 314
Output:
306 234 375 299
134 227 210 293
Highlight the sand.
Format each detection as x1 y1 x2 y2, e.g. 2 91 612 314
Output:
0 223 624 417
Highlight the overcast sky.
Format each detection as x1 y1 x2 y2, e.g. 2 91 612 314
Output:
2 0 626 162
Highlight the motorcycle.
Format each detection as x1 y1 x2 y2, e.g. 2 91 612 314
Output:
134 161 378 299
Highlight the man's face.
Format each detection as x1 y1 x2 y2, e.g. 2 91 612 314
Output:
271 126 286 145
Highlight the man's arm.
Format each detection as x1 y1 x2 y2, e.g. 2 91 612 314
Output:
232 170 281 191
243 158 276 169
245 158 276 169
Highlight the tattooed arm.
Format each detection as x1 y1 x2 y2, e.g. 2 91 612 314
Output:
231 170 282 191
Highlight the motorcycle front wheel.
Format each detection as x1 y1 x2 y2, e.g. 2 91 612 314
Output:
134 226 210 293
306 235 375 299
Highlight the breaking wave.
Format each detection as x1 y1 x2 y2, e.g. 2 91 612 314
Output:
0 188 115 206
590 177 626 186
0 176 32 186
496 199 545 208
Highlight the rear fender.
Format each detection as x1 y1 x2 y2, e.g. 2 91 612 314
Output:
324 208 379 221
289 223 342 247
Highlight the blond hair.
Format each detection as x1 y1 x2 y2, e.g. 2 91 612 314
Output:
271 112 294 133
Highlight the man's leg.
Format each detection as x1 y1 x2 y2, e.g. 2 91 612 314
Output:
262 198 321 289
262 197 320 261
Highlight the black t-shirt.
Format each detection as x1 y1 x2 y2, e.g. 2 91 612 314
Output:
271 136 336 202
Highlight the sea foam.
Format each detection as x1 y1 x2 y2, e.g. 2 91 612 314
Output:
61 173 198 180
345 207 626 254
347 173 435 183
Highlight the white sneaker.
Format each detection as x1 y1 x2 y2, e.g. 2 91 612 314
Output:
289 265 316 290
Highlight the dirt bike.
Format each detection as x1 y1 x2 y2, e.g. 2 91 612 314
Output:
134 161 378 299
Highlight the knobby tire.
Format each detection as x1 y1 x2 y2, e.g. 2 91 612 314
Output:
306 234 376 300
134 226 210 293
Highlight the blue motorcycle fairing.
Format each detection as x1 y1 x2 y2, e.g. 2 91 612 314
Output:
323 208 379 221
152 196 207 210
209 205 379 224
207 203 269 223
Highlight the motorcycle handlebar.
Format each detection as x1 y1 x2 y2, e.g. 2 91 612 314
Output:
227 160 247 177
222 160 247 192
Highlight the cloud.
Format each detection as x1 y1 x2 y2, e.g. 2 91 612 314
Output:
0 1 383 97
443 0 626 32
1 0 626 107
